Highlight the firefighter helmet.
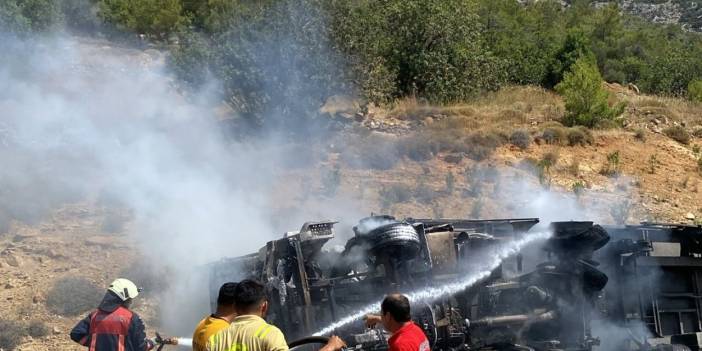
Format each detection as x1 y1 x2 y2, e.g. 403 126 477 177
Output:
108 278 140 301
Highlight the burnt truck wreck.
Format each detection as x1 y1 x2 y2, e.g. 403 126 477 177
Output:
207 217 702 351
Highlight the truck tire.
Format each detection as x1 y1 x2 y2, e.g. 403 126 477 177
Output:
366 222 421 250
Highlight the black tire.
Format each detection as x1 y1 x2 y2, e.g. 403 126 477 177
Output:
288 336 330 349
366 222 420 250
547 222 610 251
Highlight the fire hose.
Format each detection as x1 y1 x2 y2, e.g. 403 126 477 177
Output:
149 332 189 350
148 334 330 350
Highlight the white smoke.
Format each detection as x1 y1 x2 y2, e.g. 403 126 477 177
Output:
0 32 366 334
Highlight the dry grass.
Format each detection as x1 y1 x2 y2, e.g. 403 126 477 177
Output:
388 86 564 133
629 95 702 127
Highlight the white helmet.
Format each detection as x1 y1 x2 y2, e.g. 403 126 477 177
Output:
108 278 140 301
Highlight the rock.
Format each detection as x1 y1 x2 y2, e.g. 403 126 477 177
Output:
52 326 62 335
686 212 696 220
4 254 22 267
46 249 62 259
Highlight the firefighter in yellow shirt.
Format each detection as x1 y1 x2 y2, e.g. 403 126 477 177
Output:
206 279 345 351
193 282 238 351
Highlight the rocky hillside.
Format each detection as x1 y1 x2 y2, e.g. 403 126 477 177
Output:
593 0 702 31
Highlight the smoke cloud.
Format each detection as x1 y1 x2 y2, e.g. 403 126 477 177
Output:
0 31 368 334
0 14 640 345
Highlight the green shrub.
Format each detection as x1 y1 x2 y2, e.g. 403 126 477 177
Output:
0 318 25 350
329 0 505 103
689 79 702 103
0 0 64 33
556 57 625 128
694 129 702 138
664 126 691 145
46 277 102 316
510 130 531 150
600 150 621 176
27 320 49 338
648 154 658 174
572 181 586 197
98 0 185 37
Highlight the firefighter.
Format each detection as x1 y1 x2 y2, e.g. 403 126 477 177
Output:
207 279 346 351
192 282 238 351
70 278 154 351
364 294 430 351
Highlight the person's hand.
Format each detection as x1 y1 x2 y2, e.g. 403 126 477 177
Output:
364 314 382 328
324 335 346 351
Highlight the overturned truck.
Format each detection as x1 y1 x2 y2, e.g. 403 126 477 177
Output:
207 217 702 351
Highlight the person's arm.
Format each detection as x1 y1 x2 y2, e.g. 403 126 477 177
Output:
319 335 346 351
265 327 290 351
364 314 382 329
129 313 154 351
69 313 92 346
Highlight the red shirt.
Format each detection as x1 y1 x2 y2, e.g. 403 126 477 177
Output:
388 322 430 351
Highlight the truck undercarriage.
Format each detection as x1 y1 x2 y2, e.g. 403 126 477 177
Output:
208 216 702 351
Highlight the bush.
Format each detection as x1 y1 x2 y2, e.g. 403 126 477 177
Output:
542 126 567 145
694 128 702 138
399 136 438 162
634 128 646 142
443 154 463 164
572 181 586 197
556 57 625 128
329 0 505 103
445 172 455 194
664 126 691 145
413 182 438 203
341 135 399 170
46 277 102 316
466 145 494 162
542 152 559 167
27 320 49 338
120 259 169 298
600 150 621 176
510 130 531 150
567 126 594 146
379 184 413 209
689 79 702 103
98 0 185 38
0 319 25 350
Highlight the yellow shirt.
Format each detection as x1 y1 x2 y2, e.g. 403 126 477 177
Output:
206 315 288 351
193 315 231 351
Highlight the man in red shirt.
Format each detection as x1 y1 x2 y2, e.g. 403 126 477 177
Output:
364 294 430 351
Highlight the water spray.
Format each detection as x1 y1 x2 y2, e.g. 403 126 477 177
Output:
313 231 552 336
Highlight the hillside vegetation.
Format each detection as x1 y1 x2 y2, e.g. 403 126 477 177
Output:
2 0 702 129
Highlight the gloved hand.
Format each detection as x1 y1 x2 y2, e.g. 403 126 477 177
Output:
146 338 156 351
